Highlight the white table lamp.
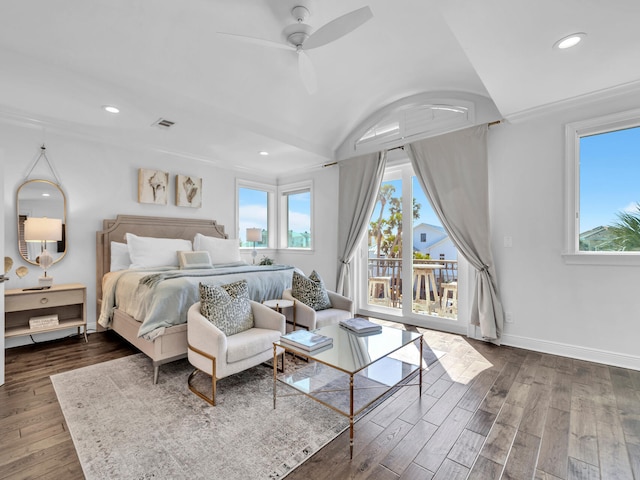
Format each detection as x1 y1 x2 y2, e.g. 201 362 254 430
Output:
24 217 62 287
246 228 262 264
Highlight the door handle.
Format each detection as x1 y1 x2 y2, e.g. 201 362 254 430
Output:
0 275 8 284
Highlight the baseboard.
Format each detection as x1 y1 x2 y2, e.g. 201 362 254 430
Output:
500 333 640 371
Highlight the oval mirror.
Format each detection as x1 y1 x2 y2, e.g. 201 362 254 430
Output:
16 179 67 266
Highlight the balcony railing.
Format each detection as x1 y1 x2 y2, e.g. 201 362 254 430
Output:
367 257 458 317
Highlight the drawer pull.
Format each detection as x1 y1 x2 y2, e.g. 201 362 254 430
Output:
40 297 49 305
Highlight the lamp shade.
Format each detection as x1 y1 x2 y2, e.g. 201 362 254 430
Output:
24 217 63 242
246 228 262 243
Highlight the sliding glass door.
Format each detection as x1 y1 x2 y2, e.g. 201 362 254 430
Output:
367 169 404 310
363 163 459 322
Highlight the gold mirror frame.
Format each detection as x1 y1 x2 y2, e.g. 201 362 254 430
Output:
16 179 67 266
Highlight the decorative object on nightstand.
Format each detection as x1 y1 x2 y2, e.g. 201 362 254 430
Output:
246 227 262 264
259 255 273 266
24 216 62 287
4 283 87 342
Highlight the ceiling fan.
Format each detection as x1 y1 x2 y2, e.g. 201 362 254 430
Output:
217 5 373 94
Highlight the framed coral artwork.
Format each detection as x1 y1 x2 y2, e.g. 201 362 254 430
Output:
175 174 202 208
138 169 169 205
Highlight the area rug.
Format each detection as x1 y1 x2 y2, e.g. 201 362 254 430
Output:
52 348 444 479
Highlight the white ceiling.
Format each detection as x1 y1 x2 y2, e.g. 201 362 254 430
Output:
1 0 639 176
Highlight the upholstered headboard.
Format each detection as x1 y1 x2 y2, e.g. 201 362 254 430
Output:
96 215 227 311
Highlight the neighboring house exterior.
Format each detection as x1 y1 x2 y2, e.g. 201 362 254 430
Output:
413 223 457 260
288 231 311 248
579 225 617 251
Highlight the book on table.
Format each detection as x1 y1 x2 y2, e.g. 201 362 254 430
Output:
339 317 382 334
280 329 333 351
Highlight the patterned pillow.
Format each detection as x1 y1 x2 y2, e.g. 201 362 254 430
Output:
199 280 254 336
291 270 332 311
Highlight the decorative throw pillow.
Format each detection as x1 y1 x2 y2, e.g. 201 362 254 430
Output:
291 270 332 311
178 250 213 269
110 241 131 271
199 280 254 336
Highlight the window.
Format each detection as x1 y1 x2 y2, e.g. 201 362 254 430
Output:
237 180 275 248
364 164 458 320
565 109 640 264
279 181 312 249
343 96 475 158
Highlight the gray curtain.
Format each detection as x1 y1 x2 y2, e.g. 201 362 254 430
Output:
336 151 387 297
406 125 504 344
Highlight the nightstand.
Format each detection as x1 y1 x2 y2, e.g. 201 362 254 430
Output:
5 283 87 342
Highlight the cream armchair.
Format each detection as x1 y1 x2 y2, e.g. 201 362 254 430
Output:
282 288 353 331
187 300 285 406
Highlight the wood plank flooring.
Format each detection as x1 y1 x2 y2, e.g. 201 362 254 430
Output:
0 331 137 479
1 324 639 479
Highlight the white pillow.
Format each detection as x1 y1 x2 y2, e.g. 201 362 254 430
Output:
193 233 241 265
110 241 131 271
125 233 192 269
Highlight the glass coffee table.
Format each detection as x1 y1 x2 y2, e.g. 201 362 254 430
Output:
273 323 424 458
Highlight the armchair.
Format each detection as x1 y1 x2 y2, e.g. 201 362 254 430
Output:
282 288 353 331
187 300 285 406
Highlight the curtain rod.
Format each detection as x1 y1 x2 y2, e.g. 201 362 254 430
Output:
386 120 503 153
330 120 505 163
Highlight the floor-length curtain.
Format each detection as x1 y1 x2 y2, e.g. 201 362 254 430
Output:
406 125 503 343
337 151 387 297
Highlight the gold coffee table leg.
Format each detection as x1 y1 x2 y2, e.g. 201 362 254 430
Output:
349 374 354 459
419 336 423 396
273 344 277 409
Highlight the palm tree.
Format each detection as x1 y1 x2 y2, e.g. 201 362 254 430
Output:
386 197 422 256
373 184 395 259
608 203 640 251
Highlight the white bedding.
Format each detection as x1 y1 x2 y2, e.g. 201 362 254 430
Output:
98 264 295 341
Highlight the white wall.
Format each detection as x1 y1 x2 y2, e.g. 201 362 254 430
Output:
1 123 275 346
489 92 640 370
276 166 340 291
1 145 5 384
4 89 639 370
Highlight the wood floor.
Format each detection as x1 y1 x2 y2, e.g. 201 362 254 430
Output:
1 325 639 480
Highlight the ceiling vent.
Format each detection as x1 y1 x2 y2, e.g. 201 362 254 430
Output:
152 118 175 128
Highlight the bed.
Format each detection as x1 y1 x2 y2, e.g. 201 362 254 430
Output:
96 215 294 383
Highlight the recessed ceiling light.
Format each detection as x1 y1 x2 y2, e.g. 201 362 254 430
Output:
102 105 120 114
259 151 269 156
553 32 586 50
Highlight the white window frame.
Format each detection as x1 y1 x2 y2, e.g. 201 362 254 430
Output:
563 108 640 265
278 180 313 250
236 179 276 249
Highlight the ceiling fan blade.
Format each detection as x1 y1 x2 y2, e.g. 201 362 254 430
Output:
304 6 373 50
298 50 317 94
216 32 292 51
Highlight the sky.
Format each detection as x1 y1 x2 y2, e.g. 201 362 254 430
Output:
579 125 640 232
238 188 268 244
371 177 442 228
